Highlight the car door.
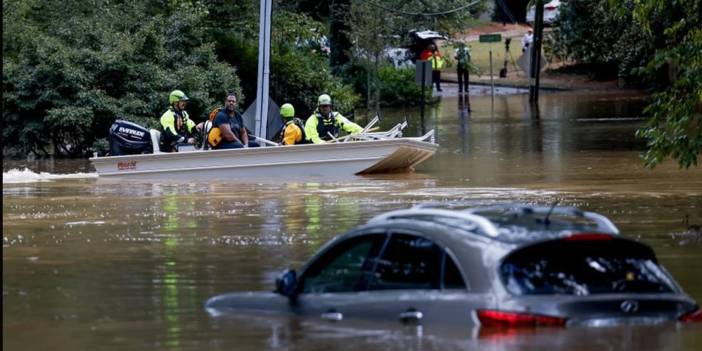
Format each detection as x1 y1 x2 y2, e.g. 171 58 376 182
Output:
355 230 485 329
293 232 388 322
294 230 487 329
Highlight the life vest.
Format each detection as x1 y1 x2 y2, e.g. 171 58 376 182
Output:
315 112 340 141
160 109 193 136
284 118 307 145
206 107 223 148
431 53 445 70
456 47 470 69
159 108 195 152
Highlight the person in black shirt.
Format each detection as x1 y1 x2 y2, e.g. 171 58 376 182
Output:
212 93 258 149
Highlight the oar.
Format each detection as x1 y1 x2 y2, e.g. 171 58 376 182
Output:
338 116 379 143
248 134 279 147
328 115 381 143
327 132 341 143
361 115 380 133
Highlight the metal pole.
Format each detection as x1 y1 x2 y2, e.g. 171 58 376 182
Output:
420 63 426 135
255 0 272 138
489 49 494 114
529 0 544 102
466 59 470 107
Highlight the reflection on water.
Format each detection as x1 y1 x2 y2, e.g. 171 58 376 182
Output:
4 90 702 350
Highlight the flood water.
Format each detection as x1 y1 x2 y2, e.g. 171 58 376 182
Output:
4 87 702 350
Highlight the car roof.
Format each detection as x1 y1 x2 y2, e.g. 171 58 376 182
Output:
366 203 620 245
411 30 448 41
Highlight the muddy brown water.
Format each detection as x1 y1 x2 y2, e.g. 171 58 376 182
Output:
4 89 702 350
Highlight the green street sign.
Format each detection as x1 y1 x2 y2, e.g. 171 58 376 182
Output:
479 34 502 43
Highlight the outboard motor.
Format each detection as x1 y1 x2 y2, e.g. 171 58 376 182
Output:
108 119 153 156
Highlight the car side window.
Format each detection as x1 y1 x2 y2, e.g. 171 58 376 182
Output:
301 234 386 294
443 252 466 289
368 233 466 290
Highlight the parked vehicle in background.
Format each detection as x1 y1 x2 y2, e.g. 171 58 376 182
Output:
381 30 448 68
383 47 413 68
206 203 702 331
526 0 564 25
407 30 448 61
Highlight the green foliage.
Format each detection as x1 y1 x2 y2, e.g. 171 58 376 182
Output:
627 0 702 169
3 0 239 157
214 9 360 119
272 45 360 117
551 0 701 168
358 0 485 36
344 0 486 109
376 66 427 107
633 10 702 168
549 0 652 81
2 0 488 158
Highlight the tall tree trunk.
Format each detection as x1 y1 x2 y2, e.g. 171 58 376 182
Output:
329 0 351 70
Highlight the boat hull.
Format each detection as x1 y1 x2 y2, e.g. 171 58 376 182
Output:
89 139 437 180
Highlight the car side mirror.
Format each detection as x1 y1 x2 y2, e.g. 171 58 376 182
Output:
275 269 297 297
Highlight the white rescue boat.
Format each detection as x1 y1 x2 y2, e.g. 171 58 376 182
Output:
90 118 437 180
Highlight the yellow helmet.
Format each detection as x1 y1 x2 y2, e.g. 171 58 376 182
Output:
280 103 295 118
169 90 189 104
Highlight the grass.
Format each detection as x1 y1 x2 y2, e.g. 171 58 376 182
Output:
442 35 526 75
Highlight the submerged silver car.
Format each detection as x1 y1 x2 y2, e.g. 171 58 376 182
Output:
205 204 702 329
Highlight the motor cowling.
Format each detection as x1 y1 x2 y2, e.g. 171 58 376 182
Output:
108 120 153 155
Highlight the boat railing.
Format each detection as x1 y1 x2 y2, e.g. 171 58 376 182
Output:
327 119 435 143
254 115 434 147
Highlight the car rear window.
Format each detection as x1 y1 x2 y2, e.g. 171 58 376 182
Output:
500 238 676 296
367 233 466 290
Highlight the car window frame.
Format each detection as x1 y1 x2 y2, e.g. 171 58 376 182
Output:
295 230 389 294
370 229 469 292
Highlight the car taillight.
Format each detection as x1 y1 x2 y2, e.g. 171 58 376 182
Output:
565 233 613 241
545 6 557 10
680 308 702 322
477 309 567 327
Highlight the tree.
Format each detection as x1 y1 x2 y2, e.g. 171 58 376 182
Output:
347 0 484 109
212 6 361 119
3 0 239 157
550 0 701 168
628 0 702 168
549 0 652 80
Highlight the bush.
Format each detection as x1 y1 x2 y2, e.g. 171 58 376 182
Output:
3 0 239 157
343 62 432 108
377 66 427 106
549 0 653 81
215 10 360 120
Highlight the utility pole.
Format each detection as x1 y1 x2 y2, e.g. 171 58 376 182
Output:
254 0 272 139
416 61 431 135
529 0 544 102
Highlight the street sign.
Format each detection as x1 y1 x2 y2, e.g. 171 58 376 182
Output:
479 34 502 43
415 60 432 85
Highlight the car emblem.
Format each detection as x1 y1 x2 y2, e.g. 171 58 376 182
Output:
620 300 639 313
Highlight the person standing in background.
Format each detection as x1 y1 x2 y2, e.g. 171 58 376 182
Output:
454 42 471 93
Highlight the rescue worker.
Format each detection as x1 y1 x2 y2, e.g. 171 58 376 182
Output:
522 29 533 53
211 92 259 149
279 103 307 145
304 94 363 144
419 43 435 61
429 48 445 92
454 42 471 93
160 90 200 152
